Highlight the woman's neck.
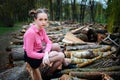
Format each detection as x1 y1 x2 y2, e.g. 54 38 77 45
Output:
34 24 42 30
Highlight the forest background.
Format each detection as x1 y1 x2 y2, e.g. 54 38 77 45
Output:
0 0 120 33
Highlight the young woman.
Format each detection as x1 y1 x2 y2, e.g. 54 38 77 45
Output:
23 8 65 80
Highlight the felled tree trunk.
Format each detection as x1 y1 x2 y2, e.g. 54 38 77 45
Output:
76 49 116 68
58 74 85 80
65 44 109 51
64 45 115 58
11 45 24 61
60 66 120 74
0 63 29 80
62 32 86 44
71 58 91 64
102 73 114 80
7 45 24 66
12 35 23 40
76 55 102 68
71 26 86 34
69 71 120 80
10 38 23 45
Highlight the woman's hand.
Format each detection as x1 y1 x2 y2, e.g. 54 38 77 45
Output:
42 52 50 67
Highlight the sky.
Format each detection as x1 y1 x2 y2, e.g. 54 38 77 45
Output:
96 0 108 8
76 0 108 8
62 0 108 8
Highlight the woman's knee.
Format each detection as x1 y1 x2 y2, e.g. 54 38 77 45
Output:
58 52 65 61
52 43 61 51
49 51 58 58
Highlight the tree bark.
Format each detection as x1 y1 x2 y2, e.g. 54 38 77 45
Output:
80 0 87 24
0 63 29 80
11 39 23 45
76 55 102 67
49 0 53 20
9 45 24 61
69 71 120 80
60 66 120 74
65 44 109 51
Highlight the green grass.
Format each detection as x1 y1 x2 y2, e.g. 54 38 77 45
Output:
0 23 23 35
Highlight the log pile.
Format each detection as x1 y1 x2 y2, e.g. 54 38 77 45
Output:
0 63 30 80
10 25 29 45
60 31 120 79
7 25 29 66
59 23 120 80
1 22 120 80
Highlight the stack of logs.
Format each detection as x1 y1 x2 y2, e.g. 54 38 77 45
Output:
59 43 120 80
1 22 120 80
58 23 120 80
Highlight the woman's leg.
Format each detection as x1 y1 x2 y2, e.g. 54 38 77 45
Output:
26 62 42 80
32 68 43 80
46 43 65 75
51 43 62 52
51 43 71 67
48 52 64 75
24 50 43 80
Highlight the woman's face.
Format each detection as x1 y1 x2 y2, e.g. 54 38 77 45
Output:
34 13 48 29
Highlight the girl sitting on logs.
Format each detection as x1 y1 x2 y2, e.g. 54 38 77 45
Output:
23 8 65 80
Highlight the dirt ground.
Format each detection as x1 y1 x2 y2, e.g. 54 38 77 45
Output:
0 32 12 71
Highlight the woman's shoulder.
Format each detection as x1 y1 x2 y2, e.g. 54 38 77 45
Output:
24 26 35 36
26 27 34 33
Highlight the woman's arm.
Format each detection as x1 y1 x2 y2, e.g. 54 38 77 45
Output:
43 28 52 53
24 31 44 59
